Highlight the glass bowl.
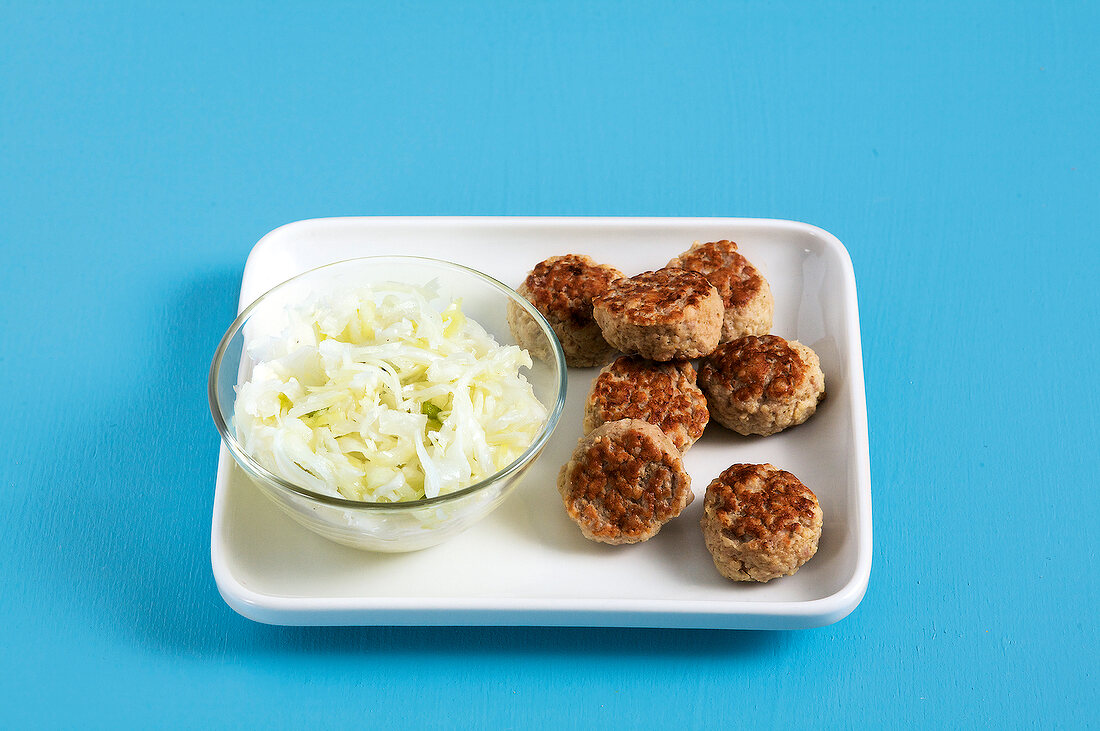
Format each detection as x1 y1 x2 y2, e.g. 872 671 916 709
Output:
208 256 567 552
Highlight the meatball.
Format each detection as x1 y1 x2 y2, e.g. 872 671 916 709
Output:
666 240 773 342
507 254 624 367
582 356 709 453
592 269 722 361
698 335 825 436
700 463 823 582
557 419 694 544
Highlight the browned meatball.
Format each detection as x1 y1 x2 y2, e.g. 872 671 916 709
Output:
557 419 693 544
700 463 823 582
582 356 709 453
666 240 773 342
507 254 624 367
699 335 825 436
592 269 722 361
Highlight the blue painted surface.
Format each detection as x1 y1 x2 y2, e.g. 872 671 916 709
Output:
1 1 1096 727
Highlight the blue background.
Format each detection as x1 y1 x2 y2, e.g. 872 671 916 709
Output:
2 1 1096 727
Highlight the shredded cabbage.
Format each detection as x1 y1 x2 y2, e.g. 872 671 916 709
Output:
233 283 547 502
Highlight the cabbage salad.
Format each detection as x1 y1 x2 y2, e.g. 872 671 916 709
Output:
233 283 547 502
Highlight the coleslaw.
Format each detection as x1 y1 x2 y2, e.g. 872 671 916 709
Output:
233 283 547 502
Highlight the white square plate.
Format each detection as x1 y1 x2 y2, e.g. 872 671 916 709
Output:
211 217 871 628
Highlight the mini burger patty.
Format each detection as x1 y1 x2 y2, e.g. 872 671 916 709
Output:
583 356 708 453
557 419 693 544
592 269 722 361
700 463 823 582
508 254 624 367
699 335 825 436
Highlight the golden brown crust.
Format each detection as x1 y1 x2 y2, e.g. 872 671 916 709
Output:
592 269 717 326
701 258 766 309
668 239 740 271
558 419 693 544
666 240 765 309
699 335 807 404
707 464 818 541
591 269 723 361
522 254 623 328
700 463 823 582
512 254 624 367
583 356 708 452
698 336 825 436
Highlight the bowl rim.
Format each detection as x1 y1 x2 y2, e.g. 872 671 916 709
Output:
208 254 568 510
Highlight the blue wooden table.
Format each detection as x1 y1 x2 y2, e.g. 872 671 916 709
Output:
2 1 1096 727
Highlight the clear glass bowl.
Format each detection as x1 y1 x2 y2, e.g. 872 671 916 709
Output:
208 256 567 552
